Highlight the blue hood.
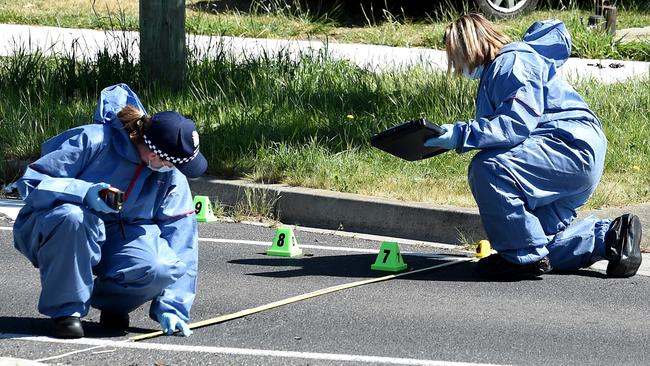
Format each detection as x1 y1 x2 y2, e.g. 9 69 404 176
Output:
94 83 148 164
93 83 147 125
520 19 572 68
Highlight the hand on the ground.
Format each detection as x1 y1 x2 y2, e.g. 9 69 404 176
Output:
158 312 192 337
423 123 460 150
83 182 118 213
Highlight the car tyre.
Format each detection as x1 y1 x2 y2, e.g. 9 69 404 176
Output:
474 0 539 19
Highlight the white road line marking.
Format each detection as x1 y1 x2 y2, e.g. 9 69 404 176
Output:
0 224 464 251
34 344 110 362
3 226 648 276
199 238 269 246
199 237 403 253
2 227 424 254
0 224 469 259
240 221 462 250
0 334 507 366
198 237 463 258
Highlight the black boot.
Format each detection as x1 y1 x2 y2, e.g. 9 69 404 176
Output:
100 311 130 330
605 214 642 278
52 316 84 339
477 254 552 280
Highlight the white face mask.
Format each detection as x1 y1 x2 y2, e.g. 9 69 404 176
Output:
147 160 174 173
462 64 484 80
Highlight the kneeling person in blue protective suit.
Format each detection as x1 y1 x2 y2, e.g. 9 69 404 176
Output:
13 84 208 338
424 14 642 280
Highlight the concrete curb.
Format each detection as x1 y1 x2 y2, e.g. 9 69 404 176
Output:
2 174 648 248
2 176 649 250
189 177 650 247
189 177 484 244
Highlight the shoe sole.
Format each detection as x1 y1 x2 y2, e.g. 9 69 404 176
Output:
477 256 552 280
607 214 642 278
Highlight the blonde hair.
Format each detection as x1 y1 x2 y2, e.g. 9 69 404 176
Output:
444 13 511 76
117 105 151 141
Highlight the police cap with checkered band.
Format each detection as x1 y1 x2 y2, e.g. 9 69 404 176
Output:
143 111 207 178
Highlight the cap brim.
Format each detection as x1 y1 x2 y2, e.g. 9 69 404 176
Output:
176 152 207 178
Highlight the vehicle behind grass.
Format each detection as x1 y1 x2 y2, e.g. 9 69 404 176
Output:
474 0 540 18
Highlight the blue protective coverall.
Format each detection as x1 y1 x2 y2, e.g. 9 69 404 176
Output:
13 84 199 322
450 20 609 270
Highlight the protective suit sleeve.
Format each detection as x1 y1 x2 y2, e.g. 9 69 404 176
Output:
18 127 105 209
149 177 198 324
456 52 545 152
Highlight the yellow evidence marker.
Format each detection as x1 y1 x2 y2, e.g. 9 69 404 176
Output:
475 240 491 258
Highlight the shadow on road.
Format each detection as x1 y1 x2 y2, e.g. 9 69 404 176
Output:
230 252 609 282
229 252 488 281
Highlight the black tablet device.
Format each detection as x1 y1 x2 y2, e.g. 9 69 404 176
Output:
370 118 448 161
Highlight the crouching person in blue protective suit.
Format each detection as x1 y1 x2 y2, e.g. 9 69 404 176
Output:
424 14 642 280
13 83 207 338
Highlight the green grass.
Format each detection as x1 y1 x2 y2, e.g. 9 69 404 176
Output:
1 41 649 208
1 1 650 60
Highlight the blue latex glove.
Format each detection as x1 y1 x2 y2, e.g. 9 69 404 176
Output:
158 312 193 337
83 182 118 213
423 123 460 150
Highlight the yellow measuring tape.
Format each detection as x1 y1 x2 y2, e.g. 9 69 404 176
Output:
129 257 473 342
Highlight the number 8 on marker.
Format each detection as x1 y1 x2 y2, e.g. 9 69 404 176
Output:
277 233 286 247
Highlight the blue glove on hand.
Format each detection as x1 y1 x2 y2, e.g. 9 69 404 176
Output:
158 312 193 337
423 123 460 150
83 183 118 214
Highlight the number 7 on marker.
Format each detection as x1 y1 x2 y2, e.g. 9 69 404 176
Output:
382 249 391 263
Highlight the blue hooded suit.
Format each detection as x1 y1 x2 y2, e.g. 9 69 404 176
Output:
450 20 610 270
13 84 198 322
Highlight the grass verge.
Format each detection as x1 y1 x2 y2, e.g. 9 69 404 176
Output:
1 39 648 208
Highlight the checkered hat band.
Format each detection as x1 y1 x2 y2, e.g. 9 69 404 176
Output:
143 135 199 164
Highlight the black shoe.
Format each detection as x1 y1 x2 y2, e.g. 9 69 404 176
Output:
100 311 130 330
477 254 552 280
605 214 642 278
52 316 84 339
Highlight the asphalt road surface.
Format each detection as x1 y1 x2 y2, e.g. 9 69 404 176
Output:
1 217 649 366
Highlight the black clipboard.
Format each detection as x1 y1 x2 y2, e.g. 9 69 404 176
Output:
370 118 448 161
